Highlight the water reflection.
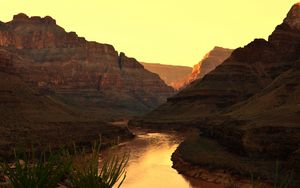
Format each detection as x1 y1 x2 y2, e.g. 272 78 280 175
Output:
101 130 223 188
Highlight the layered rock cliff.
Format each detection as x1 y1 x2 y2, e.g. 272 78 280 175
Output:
186 47 233 85
0 13 174 119
141 62 192 90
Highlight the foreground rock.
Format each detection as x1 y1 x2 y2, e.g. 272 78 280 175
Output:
0 14 174 120
141 62 192 90
130 3 300 186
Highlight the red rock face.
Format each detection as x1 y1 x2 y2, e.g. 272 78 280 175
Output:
0 13 174 116
186 47 233 85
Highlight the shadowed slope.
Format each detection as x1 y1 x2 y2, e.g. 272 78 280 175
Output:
0 59 133 159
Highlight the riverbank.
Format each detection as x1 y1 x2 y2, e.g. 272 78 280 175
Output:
0 121 134 161
171 135 296 188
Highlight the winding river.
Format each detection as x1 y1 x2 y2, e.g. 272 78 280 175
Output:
101 128 223 188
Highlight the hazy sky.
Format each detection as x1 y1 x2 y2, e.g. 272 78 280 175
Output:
1 0 299 67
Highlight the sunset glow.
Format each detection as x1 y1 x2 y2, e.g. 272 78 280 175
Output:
0 0 299 66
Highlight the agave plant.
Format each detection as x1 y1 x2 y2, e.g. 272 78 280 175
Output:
69 143 129 188
99 154 129 188
1 140 129 188
1 150 72 188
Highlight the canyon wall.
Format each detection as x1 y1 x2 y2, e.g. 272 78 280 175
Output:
0 13 174 119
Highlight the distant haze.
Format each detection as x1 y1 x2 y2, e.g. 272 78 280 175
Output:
141 62 192 89
1 0 298 66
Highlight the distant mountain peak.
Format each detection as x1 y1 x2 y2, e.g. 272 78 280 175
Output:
284 2 300 30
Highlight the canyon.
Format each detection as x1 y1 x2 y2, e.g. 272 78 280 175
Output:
1 2 300 187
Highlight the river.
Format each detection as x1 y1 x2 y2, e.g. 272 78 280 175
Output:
101 128 223 188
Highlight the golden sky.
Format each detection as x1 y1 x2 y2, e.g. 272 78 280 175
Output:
1 0 299 67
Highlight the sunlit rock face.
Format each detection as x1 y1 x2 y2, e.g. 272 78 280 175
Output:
185 47 233 85
0 13 174 117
